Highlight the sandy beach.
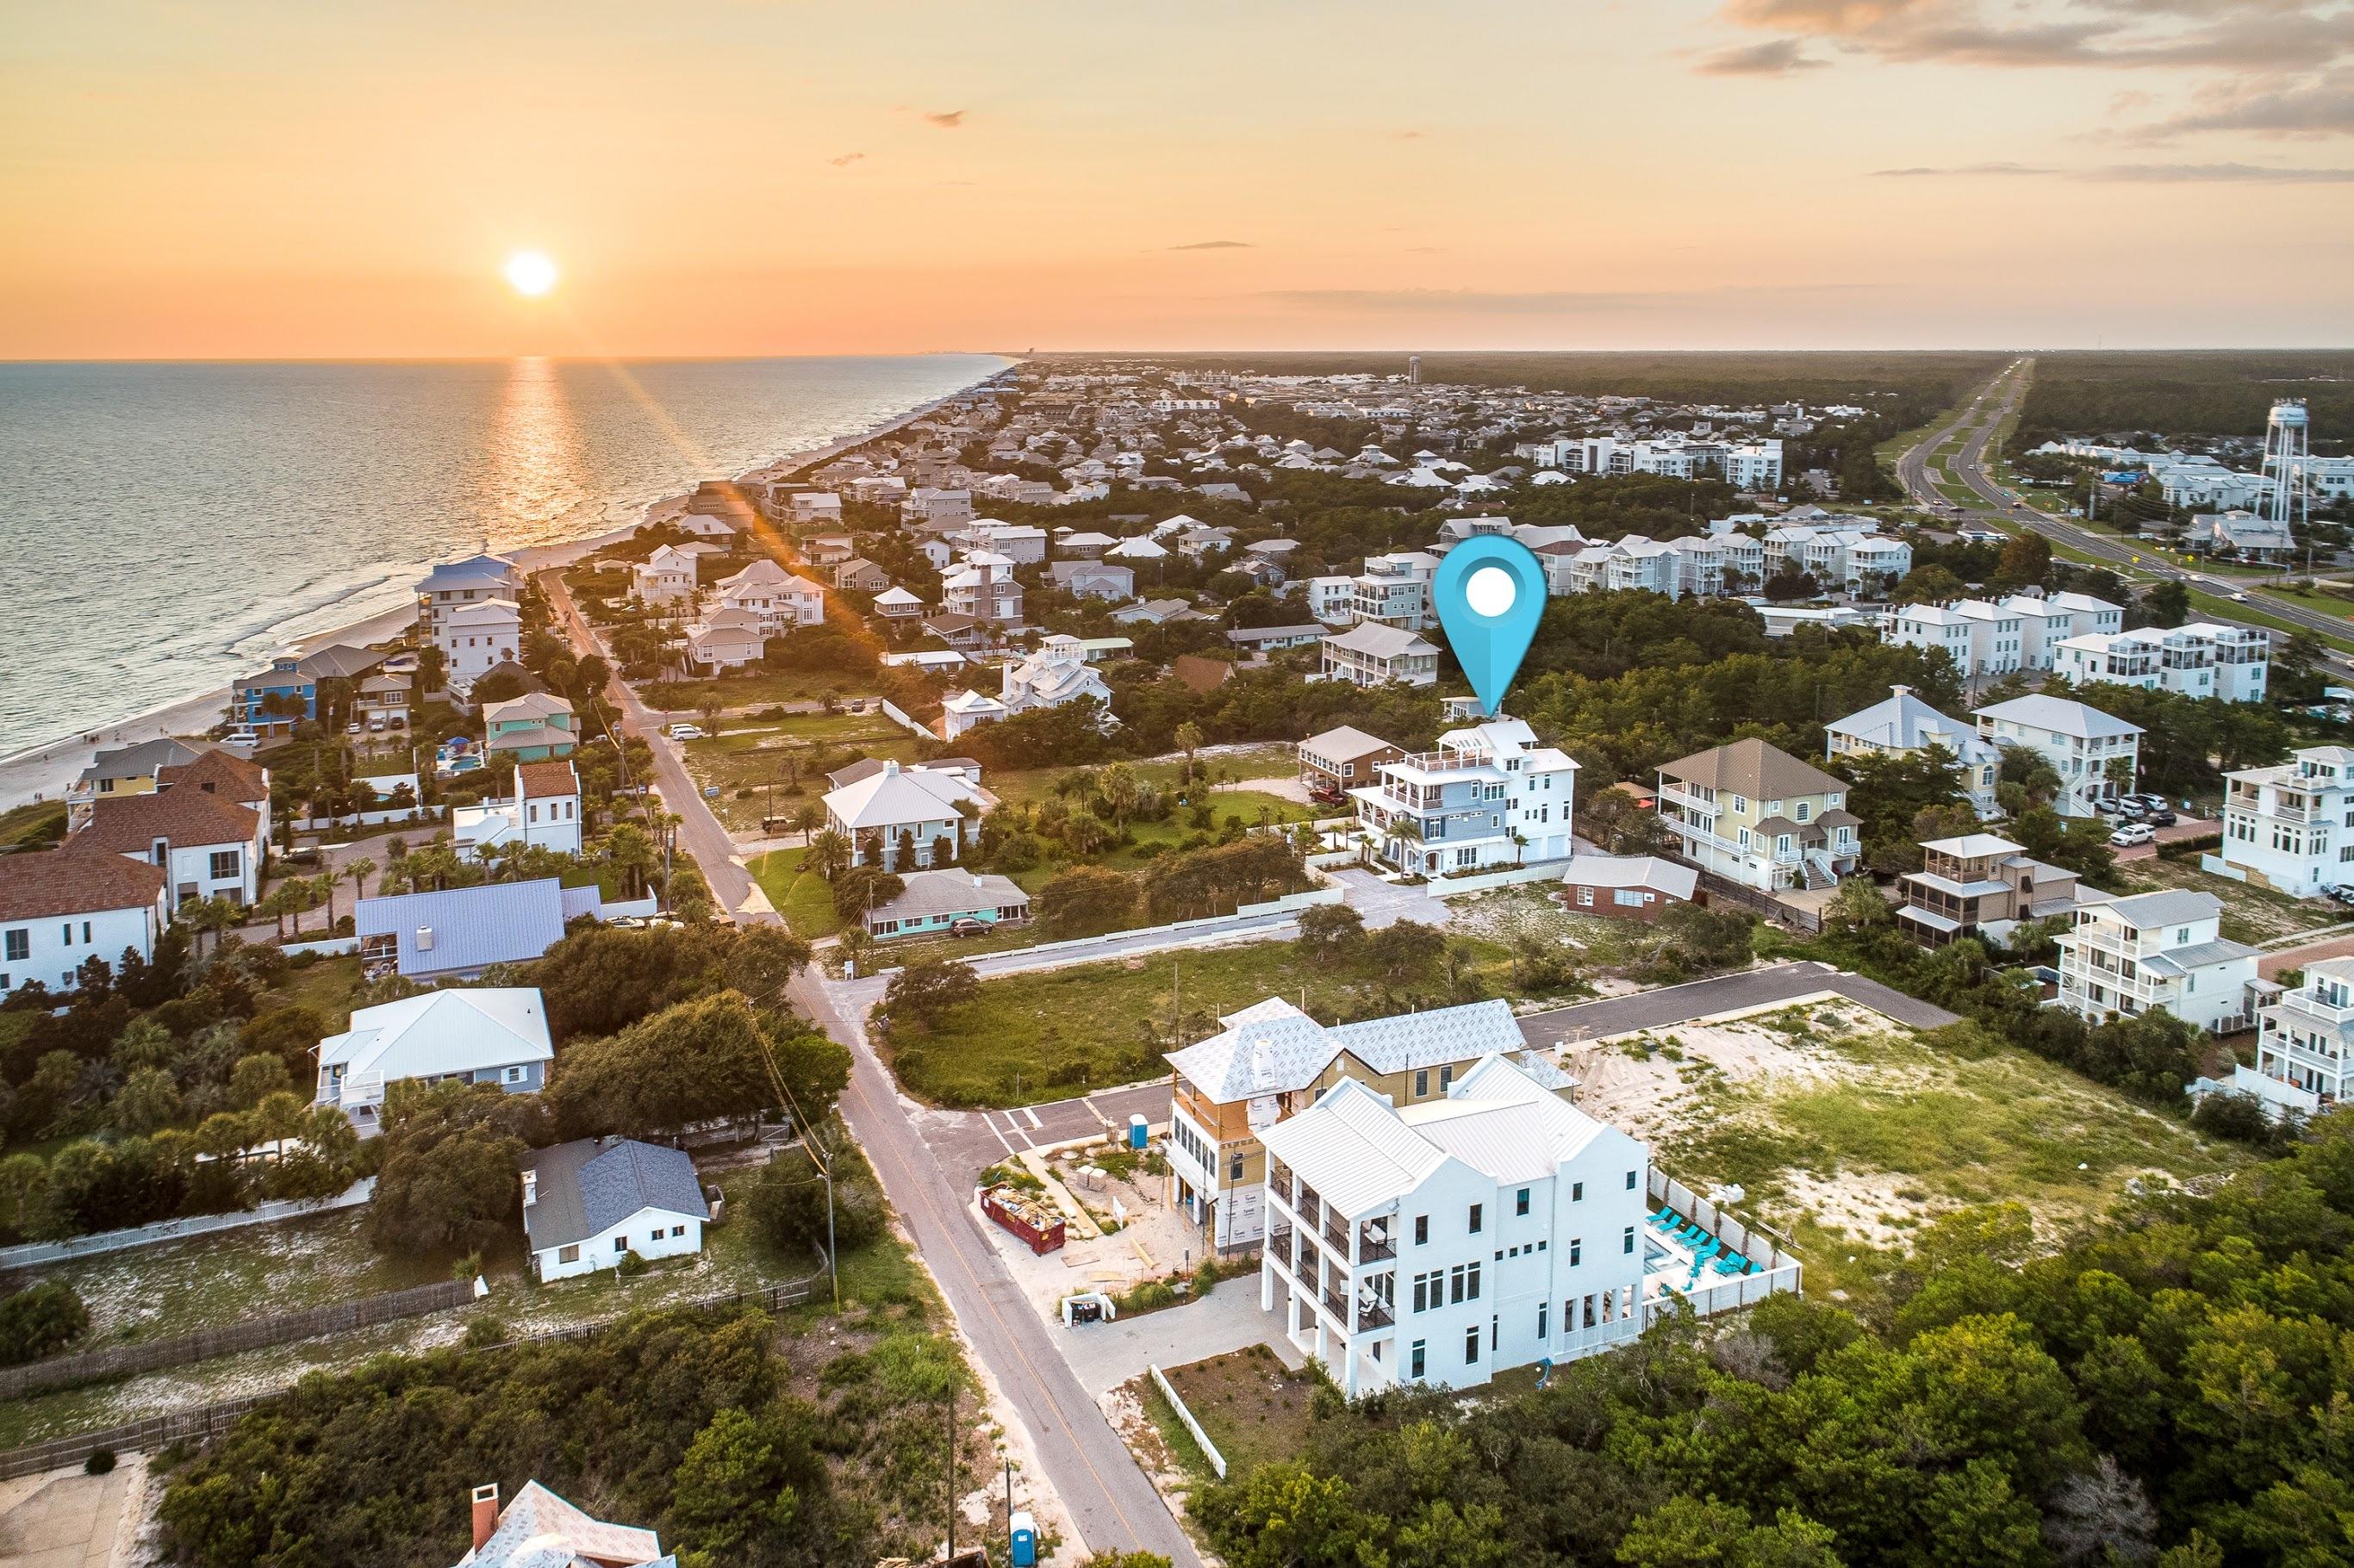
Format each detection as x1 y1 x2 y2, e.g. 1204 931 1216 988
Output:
0 368 1000 817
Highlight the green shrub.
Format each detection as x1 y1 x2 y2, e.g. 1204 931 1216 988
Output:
84 1448 115 1476
0 1280 90 1366
616 1248 651 1277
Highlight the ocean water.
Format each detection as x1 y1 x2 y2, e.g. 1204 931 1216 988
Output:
0 355 1008 758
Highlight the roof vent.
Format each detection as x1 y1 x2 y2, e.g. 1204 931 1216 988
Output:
415 925 435 952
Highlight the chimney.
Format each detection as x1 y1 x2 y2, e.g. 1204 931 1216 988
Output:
470 1484 500 1550
521 1169 537 1207
1890 685 1911 699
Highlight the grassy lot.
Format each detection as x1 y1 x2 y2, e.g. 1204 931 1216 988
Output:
679 715 925 832
881 930 1528 1108
0 1163 848 1448
2115 855 2346 944
260 955 369 1029
1157 1343 1315 1478
986 744 1298 813
750 844 844 938
640 669 879 713
1607 1002 2249 1301
1443 885 1664 974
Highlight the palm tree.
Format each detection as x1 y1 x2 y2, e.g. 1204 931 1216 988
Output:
789 801 824 844
1174 720 1204 785
603 822 658 898
808 829 851 883
838 927 875 978
346 856 377 905
184 896 239 960
1100 763 1138 829
1509 828 1529 867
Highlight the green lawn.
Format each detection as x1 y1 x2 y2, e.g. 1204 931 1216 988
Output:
679 718 925 832
880 931 1524 1108
640 669 881 713
2184 589 2354 656
262 955 369 1030
750 845 844 937
2115 856 2345 945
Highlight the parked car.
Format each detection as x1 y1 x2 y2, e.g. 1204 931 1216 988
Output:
668 723 703 740
2094 798 2123 815
948 917 988 937
2327 886 2354 908
2109 824 2156 847
2135 793 2170 810
2146 808 2178 827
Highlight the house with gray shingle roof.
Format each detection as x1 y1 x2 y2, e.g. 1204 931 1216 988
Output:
518 1136 712 1281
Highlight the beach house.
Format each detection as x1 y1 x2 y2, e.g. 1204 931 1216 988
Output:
356 877 585 980
631 544 698 607
65 737 203 831
230 654 316 737
452 760 584 859
863 868 1031 939
416 554 523 633
1319 623 1439 688
1972 694 2143 818
519 1136 711 1280
438 599 523 688
456 1481 673 1568
821 760 980 870
1348 717 1578 873
1257 1052 1650 1396
1825 685 2002 819
314 987 555 1134
0 849 171 995
1654 738 1858 893
2219 744 2354 897
713 558 826 632
74 781 265 906
2054 888 2262 1032
482 693 577 762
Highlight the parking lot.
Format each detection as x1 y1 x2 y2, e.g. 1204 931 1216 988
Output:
910 1079 1174 1186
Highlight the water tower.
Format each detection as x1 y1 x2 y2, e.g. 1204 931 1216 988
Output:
1407 353 1421 386
2262 398 2310 532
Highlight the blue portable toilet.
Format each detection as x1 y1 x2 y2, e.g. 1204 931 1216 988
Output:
1010 1509 1038 1566
1128 1114 1149 1151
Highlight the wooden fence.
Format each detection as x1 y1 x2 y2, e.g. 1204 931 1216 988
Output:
0 1279 475 1400
0 1270 825 1482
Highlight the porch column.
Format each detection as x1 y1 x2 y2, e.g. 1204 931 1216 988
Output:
1261 1260 1274 1312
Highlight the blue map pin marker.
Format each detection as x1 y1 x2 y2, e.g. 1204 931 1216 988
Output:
1432 536 1546 717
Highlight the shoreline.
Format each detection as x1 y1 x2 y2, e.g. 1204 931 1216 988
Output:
0 364 1007 817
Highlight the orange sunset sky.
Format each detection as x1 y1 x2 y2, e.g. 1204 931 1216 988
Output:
5 0 2352 358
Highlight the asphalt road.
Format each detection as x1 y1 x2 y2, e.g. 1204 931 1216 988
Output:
1896 362 2354 658
543 569 1201 1565
1515 961 1960 1048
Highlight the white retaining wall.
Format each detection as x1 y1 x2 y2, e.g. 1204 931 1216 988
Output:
879 698 936 740
1423 860 1573 898
0 1179 376 1269
293 806 445 831
1642 1169 1803 1322
1148 1363 1228 1478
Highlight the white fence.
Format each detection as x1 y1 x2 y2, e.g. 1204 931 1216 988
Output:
2200 854 2250 884
1422 860 1572 899
1642 1169 1803 1323
1148 1363 1228 1478
283 936 360 960
922 887 1345 980
879 698 936 740
292 806 444 832
0 1179 375 1270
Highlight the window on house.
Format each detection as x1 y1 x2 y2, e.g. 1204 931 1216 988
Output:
1414 1068 1428 1097
1516 1187 1530 1216
557 1244 579 1265
1414 1214 1429 1245
1572 1181 1583 1202
1570 1237 1582 1266
502 1066 526 1085
670 1225 686 1237
1467 1203 1483 1234
1467 1262 1482 1300
613 1236 628 1254
1623 1225 1636 1254
3 930 25 963
1538 1302 1548 1340
1626 1169 1638 1190
209 849 241 881
1465 1327 1480 1365
1411 1341 1426 1379
1439 1065 1453 1092
1229 1150 1244 1181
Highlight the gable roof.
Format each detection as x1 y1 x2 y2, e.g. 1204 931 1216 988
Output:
1826 687 1986 756
1323 623 1435 658
823 762 978 830
295 644 387 680
1973 694 2144 740
1165 996 1524 1102
874 868 1030 921
0 847 167 923
1559 853 1697 899
353 878 569 974
518 1137 709 1251
1658 737 1844 800
516 761 579 800
77 737 202 787
158 747 270 804
1302 725 1398 763
74 788 260 854
484 692 574 725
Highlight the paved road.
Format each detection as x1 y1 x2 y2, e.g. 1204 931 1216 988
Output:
917 1081 1175 1189
1897 362 2354 659
1516 961 1960 1049
789 966 1203 1565
545 568 1200 1565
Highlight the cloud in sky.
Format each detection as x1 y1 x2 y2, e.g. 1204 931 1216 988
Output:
1872 159 2354 179
828 152 865 167
2146 69 2354 138
1169 240 1252 250
1714 0 2354 76
923 109 966 128
1696 38 1829 74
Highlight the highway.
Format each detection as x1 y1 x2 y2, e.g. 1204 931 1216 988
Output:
1895 360 2354 657
541 568 1203 1566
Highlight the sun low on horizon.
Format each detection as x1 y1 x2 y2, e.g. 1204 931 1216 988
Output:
503 252 559 299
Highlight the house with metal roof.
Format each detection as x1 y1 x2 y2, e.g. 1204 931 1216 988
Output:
1162 995 1566 1250
863 868 1030 939
2054 887 2263 1033
1258 1053 1649 1397
354 876 571 980
821 759 981 869
517 1136 711 1280
315 988 554 1134
1825 684 2002 819
1973 694 2143 818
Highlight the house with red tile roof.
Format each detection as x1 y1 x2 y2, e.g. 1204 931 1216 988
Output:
0 849 171 995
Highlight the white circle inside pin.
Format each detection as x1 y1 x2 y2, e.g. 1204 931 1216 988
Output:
1466 566 1516 618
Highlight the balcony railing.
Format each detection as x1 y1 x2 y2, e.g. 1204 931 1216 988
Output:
1321 1216 1351 1257
1356 1299 1394 1333
1269 1225 1293 1271
1322 1286 1349 1322
1356 1221 1397 1261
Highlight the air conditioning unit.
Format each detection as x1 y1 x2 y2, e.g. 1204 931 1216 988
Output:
416 925 435 951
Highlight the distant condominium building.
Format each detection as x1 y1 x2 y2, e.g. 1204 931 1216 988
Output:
2054 888 2261 1033
1971 695 2142 818
1882 592 2123 678
2053 622 2269 704
1759 524 1913 594
1259 1052 1651 1397
1544 434 1784 490
1163 995 1549 1249
2219 745 2354 897
1348 717 1578 874
1825 685 2002 818
1654 738 1859 893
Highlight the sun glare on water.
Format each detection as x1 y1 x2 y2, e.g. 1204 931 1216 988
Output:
504 251 558 297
